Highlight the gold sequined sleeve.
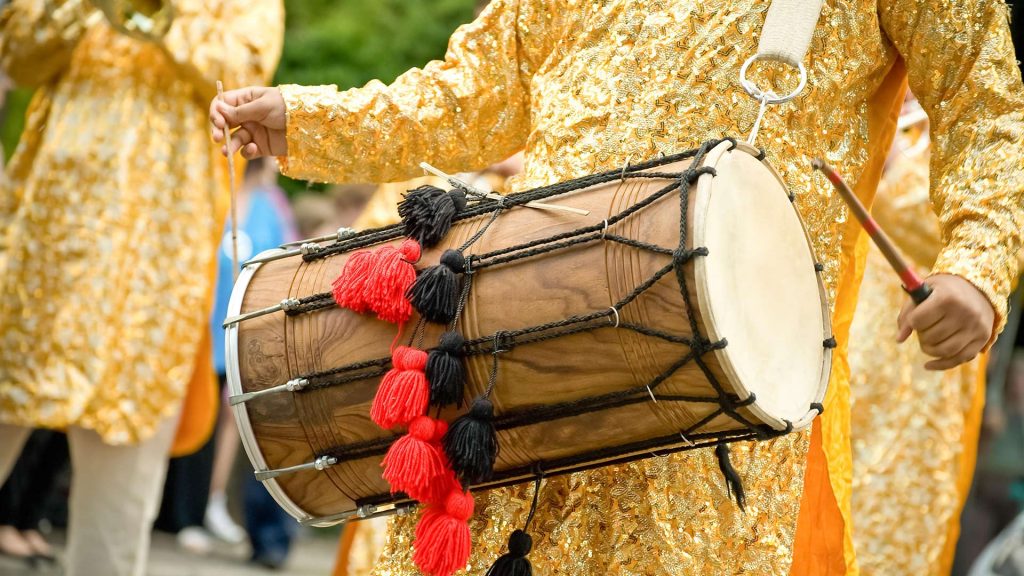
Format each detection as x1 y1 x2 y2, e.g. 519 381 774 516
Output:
0 0 82 87
880 0 1024 333
159 0 285 103
277 0 565 184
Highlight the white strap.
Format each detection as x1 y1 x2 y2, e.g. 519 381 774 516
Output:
758 0 825 67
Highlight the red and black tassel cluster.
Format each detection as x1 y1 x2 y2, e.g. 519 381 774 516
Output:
331 183 494 576
331 238 421 324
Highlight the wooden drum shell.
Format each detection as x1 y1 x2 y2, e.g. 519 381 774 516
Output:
227 141 831 525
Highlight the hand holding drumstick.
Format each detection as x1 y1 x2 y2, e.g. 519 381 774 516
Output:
210 86 287 159
813 160 994 371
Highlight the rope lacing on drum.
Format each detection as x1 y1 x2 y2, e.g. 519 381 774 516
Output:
250 139 812 509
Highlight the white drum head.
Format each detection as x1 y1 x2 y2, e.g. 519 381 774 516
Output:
694 142 831 430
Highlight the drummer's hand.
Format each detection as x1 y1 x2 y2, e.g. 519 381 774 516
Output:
209 86 287 159
896 274 994 371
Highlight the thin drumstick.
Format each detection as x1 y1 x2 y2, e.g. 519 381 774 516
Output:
812 159 932 304
217 81 240 283
419 162 591 216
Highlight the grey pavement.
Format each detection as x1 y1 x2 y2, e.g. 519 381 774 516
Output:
0 529 339 576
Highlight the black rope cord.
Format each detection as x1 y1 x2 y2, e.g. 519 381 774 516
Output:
272 138 823 472
296 144 720 265
353 426 768 509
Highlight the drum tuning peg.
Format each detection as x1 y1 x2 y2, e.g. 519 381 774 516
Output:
242 242 324 268
279 227 356 248
223 297 301 327
255 455 337 481
229 377 309 406
419 162 590 216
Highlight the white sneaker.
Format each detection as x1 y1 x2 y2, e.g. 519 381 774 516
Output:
177 526 214 555
204 492 247 544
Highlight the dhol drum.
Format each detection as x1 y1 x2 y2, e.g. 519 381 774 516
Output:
226 139 832 527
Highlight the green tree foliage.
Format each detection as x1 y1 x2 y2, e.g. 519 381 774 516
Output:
274 0 476 193
277 0 476 88
1 88 32 163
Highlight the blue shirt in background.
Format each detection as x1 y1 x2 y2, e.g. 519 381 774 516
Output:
211 187 292 375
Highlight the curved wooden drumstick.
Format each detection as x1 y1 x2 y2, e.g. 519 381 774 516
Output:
217 80 240 283
812 159 932 304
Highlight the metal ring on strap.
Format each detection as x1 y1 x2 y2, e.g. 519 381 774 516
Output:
739 55 807 105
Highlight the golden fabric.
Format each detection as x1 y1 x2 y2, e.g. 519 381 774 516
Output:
791 59 908 576
0 0 283 445
278 1 1024 574
169 327 219 456
849 128 986 575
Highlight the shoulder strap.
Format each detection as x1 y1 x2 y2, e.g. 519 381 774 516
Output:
758 0 825 67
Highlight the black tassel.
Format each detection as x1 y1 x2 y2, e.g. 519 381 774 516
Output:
408 249 465 324
443 397 498 483
426 331 466 407
715 442 746 510
398 185 468 248
485 529 533 576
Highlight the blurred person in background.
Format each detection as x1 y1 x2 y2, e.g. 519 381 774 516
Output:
291 183 375 241
847 96 992 575
209 157 298 569
955 337 1024 574
291 192 336 239
0 1 282 574
330 183 376 232
159 158 297 558
0 430 67 565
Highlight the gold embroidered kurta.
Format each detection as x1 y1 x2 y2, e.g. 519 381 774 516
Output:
0 0 283 445
277 0 1024 573
849 125 987 576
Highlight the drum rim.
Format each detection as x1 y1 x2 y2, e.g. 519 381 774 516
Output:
225 248 315 523
693 141 832 432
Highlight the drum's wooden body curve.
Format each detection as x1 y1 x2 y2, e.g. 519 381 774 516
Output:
227 142 831 525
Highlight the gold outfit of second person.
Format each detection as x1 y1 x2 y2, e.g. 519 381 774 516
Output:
0 0 283 445
276 0 1024 574
848 123 987 576
0 2 284 573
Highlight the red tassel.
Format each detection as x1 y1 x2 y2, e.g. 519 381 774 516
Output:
331 250 374 314
332 238 421 324
382 416 447 501
433 419 449 441
425 467 462 507
413 490 475 576
370 346 429 429
422 419 463 505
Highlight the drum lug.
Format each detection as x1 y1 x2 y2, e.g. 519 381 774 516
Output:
229 377 310 406
254 455 338 481
223 297 302 327
279 227 356 248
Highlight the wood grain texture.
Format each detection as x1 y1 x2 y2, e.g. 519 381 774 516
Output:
233 144 827 521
